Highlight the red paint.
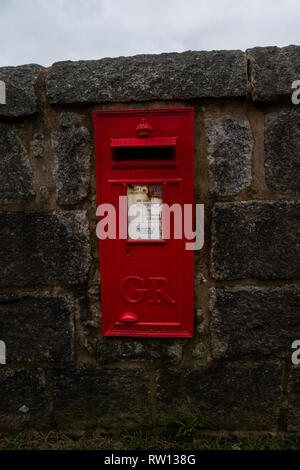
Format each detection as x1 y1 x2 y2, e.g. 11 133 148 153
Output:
93 108 194 337
135 118 153 137
119 312 139 323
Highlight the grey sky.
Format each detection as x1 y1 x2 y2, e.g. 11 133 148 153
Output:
0 0 299 67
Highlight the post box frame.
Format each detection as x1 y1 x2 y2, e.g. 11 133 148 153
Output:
93 108 194 337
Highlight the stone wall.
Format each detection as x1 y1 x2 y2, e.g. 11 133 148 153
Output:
0 46 299 433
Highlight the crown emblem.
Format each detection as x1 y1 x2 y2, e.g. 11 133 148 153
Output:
136 118 152 138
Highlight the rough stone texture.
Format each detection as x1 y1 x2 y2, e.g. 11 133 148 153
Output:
46 50 247 104
30 133 45 159
60 112 82 128
77 296 92 323
157 364 282 430
52 126 91 205
0 294 75 363
0 64 43 117
287 367 300 431
265 109 300 194
39 186 49 201
0 211 91 287
0 124 35 203
247 46 300 102
0 369 48 431
191 341 205 360
88 267 101 303
92 338 186 365
210 286 300 359
50 368 151 429
211 201 300 280
205 117 252 195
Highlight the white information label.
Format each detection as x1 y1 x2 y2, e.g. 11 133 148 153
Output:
127 184 163 240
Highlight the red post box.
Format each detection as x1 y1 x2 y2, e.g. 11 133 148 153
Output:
93 108 194 337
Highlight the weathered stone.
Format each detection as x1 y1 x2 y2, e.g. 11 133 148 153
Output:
50 368 151 429
88 267 100 303
195 309 206 336
77 296 93 323
205 117 252 195
191 341 205 360
60 112 81 129
30 133 45 159
92 338 186 365
46 50 247 104
39 186 49 201
247 46 300 102
0 211 91 287
0 293 75 362
52 126 91 205
287 367 300 431
0 369 48 431
211 201 300 280
0 64 43 117
157 364 282 430
265 109 300 194
0 124 35 203
210 286 300 359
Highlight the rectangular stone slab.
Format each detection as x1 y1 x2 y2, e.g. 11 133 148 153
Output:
0 211 91 287
46 50 247 104
211 201 300 280
0 64 43 117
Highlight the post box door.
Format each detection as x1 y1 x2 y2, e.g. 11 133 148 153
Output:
93 108 194 337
